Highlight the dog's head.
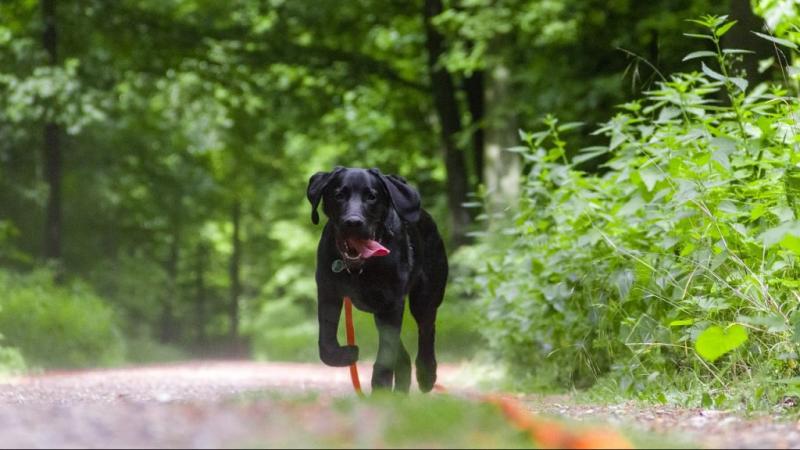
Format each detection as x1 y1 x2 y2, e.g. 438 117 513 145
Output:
306 167 421 241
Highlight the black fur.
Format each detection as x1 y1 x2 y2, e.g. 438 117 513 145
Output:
307 167 448 393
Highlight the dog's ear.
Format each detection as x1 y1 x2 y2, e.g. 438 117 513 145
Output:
369 168 421 223
307 167 344 225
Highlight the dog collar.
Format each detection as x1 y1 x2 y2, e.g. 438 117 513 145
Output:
331 257 364 275
333 237 374 275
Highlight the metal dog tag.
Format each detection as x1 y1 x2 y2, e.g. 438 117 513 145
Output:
332 259 345 273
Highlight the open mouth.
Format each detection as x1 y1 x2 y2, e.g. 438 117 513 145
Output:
342 237 390 260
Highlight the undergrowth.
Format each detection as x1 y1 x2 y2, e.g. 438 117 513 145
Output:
0 269 124 369
478 16 800 411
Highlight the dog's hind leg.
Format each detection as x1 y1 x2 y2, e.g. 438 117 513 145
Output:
409 294 438 393
394 340 412 393
409 259 447 392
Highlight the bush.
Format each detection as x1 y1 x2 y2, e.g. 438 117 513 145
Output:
246 297 319 362
480 17 800 402
0 269 124 368
0 344 25 375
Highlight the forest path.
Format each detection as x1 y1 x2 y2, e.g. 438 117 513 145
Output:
0 361 799 448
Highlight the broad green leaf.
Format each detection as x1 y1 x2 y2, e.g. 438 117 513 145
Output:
780 233 800 254
761 222 800 247
639 168 662 192
695 324 748 362
750 203 768 221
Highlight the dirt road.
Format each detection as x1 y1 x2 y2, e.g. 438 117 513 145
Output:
2 361 800 448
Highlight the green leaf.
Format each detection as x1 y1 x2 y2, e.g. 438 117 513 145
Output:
572 146 608 165
695 324 748 362
715 20 737 38
780 233 800 254
752 31 798 50
761 222 800 247
557 122 584 132
669 319 695 327
683 33 715 41
682 51 717 61
722 48 755 55
729 76 748 92
639 167 662 192
701 62 726 82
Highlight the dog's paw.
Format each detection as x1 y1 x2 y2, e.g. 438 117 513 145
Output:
371 364 394 391
416 359 437 393
319 344 359 367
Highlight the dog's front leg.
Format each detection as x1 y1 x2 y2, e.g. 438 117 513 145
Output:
317 289 359 367
372 303 404 391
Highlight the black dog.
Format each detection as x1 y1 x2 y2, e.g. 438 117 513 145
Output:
307 167 448 392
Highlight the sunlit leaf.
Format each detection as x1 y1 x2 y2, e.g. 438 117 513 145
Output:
714 20 737 38
695 324 748 362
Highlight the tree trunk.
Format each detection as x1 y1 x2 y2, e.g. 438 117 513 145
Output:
484 64 520 218
228 200 242 339
423 0 471 247
194 243 208 346
41 0 62 263
159 227 180 343
463 70 485 189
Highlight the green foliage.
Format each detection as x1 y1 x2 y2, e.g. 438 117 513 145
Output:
0 269 124 368
479 17 800 401
0 345 26 376
245 297 318 362
695 324 748 362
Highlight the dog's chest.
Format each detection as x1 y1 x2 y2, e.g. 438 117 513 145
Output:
337 266 410 314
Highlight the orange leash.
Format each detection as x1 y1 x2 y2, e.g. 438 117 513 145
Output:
343 296 363 397
341 296 631 448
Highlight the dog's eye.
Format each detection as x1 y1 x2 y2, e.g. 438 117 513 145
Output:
334 190 346 200
366 191 377 202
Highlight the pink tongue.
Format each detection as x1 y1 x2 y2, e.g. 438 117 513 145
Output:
347 239 390 259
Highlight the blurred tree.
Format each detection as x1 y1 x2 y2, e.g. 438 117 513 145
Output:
40 0 61 264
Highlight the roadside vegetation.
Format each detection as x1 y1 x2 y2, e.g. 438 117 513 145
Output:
476 14 800 410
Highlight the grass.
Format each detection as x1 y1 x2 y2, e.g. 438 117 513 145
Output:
233 392 532 448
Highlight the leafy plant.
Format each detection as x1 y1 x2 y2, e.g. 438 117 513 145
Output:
695 324 748 362
0 269 124 368
479 16 800 404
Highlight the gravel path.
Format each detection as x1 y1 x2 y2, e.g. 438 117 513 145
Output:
2 361 800 448
523 396 800 449
0 361 464 448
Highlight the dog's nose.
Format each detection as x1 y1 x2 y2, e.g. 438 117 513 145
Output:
343 217 364 229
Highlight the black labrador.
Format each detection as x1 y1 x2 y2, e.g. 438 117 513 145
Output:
306 167 448 393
